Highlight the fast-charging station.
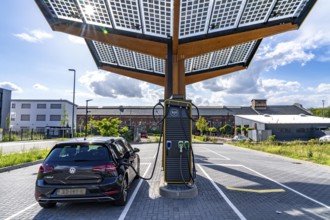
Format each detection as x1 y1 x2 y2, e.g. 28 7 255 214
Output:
164 99 192 184
36 0 316 198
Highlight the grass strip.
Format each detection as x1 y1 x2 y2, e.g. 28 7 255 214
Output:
232 140 330 166
0 148 50 168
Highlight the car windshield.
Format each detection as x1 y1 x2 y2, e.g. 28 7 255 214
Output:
45 144 111 162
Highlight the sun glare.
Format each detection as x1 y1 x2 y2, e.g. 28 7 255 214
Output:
84 5 95 16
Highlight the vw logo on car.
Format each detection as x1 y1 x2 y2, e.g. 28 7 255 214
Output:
69 167 76 174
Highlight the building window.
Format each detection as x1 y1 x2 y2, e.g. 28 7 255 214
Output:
11 103 16 109
21 103 31 109
36 127 45 133
50 115 61 121
21 114 30 121
50 104 62 109
10 112 16 121
37 104 47 109
36 115 46 121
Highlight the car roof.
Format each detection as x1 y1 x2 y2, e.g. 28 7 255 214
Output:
56 136 124 145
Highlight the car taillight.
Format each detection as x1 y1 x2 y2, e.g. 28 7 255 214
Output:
105 190 120 195
39 165 54 173
92 164 117 172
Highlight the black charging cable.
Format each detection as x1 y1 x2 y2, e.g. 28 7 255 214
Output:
124 102 168 180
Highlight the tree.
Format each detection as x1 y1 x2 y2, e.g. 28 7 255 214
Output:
95 117 123 137
60 106 69 127
220 124 232 136
195 116 208 135
6 114 10 129
208 127 217 136
235 126 241 135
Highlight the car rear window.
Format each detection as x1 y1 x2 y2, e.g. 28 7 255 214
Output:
45 144 111 162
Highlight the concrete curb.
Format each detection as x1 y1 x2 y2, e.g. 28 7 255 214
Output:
0 160 43 173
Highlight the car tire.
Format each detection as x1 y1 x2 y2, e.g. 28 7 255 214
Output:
38 202 56 208
114 178 128 206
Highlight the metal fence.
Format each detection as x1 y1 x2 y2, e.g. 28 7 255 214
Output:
1 128 46 142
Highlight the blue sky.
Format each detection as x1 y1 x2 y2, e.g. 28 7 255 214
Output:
0 0 329 109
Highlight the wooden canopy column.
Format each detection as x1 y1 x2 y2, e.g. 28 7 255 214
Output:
165 0 185 99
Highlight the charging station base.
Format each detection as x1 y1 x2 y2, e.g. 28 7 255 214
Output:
159 173 198 199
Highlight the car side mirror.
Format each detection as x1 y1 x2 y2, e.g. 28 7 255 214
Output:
133 148 140 153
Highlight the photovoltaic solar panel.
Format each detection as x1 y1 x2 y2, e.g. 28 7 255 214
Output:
239 0 276 27
179 0 213 38
113 47 136 68
90 40 166 75
133 53 154 72
269 0 308 21
107 0 142 33
209 0 246 33
140 0 173 38
153 58 166 74
37 0 315 83
191 53 213 72
42 0 313 40
184 59 193 73
228 41 257 64
210 47 233 68
46 0 82 22
92 41 117 65
77 0 112 28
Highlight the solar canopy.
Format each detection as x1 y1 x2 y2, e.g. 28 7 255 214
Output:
35 0 316 96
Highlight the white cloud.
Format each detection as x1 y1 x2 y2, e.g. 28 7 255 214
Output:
68 35 85 45
33 83 48 91
261 79 301 93
14 29 53 43
313 84 330 93
0 82 23 93
80 70 143 98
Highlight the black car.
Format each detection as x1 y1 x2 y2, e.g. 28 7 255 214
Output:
35 137 140 208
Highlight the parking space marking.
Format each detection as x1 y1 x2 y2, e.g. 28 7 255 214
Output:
199 162 330 211
199 147 231 160
4 202 38 220
118 163 151 220
226 186 285 193
242 165 330 210
197 164 247 220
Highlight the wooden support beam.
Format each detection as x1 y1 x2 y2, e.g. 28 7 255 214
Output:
179 23 298 60
52 23 167 59
170 0 185 97
101 66 165 86
185 66 245 85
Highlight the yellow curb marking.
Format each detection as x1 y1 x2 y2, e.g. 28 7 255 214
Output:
226 186 285 193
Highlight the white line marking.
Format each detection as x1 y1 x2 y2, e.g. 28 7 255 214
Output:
241 165 330 210
200 163 330 210
5 203 38 220
197 164 247 220
118 163 151 220
197 163 242 167
200 147 231 160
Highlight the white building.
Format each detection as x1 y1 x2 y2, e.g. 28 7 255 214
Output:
10 99 77 134
235 114 330 141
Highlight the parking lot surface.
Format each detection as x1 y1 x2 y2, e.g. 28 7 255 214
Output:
1 143 329 220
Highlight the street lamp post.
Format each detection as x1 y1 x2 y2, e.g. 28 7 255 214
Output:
85 99 93 138
68 69 76 137
322 100 325 118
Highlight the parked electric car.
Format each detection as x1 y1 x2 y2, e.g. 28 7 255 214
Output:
35 137 140 208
